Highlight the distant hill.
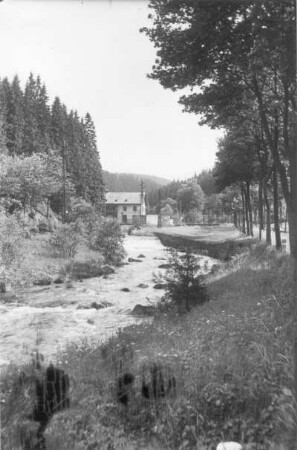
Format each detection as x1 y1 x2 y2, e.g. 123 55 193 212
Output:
102 171 170 193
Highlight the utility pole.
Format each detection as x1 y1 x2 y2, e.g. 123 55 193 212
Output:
140 180 145 225
62 137 67 223
157 189 162 228
101 182 106 216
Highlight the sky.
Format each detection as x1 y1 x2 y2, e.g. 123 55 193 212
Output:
0 0 224 181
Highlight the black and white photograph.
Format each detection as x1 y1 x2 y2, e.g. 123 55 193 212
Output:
0 0 296 449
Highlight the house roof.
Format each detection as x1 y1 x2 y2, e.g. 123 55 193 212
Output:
106 192 145 205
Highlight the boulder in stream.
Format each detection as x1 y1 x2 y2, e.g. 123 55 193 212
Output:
121 287 130 292
77 300 112 310
90 301 105 310
158 263 171 269
128 257 142 263
137 283 149 289
131 304 156 316
53 275 65 284
101 265 115 276
153 283 167 290
138 254 146 258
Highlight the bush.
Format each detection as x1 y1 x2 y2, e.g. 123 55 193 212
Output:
127 224 141 235
89 219 126 265
49 221 84 259
0 212 27 287
155 248 209 313
67 198 100 234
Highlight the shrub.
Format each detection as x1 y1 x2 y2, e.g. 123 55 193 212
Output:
156 248 209 313
127 224 141 235
89 219 126 266
0 212 27 287
49 221 84 259
67 197 101 234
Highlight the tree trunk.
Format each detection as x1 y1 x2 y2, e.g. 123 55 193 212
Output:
272 166 281 250
234 211 238 228
246 181 253 237
241 185 246 234
243 184 250 235
258 181 264 240
263 182 271 245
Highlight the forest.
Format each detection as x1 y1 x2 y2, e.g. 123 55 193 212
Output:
0 74 105 216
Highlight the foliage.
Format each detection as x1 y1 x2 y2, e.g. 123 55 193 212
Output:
49 221 85 259
0 74 105 211
0 212 27 286
177 181 205 214
203 194 223 223
183 207 203 225
196 169 218 196
89 219 126 266
67 197 100 235
147 180 183 212
160 203 174 218
0 153 63 208
156 248 209 313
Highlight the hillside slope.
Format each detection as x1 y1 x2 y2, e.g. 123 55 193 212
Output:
103 171 169 193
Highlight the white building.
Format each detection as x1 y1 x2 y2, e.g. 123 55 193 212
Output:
105 192 146 225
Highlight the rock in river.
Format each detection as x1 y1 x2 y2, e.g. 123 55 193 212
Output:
131 304 155 316
153 283 167 290
128 257 142 263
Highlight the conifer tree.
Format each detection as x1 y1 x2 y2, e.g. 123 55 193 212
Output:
22 73 40 155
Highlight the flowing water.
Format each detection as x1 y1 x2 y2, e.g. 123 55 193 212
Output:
0 235 216 369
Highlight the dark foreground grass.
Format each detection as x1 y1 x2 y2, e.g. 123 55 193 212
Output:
1 244 295 449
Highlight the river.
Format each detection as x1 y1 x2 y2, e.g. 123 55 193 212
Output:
0 235 216 370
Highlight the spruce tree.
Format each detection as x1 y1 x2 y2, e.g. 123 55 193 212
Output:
22 73 40 155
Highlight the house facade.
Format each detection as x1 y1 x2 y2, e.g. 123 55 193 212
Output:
105 192 146 225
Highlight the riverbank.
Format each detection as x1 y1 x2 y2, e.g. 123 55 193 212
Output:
1 242 294 449
154 225 257 260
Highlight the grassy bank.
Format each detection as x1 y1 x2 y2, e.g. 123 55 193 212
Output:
1 245 295 449
154 225 257 260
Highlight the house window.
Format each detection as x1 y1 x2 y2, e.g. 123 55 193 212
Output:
123 206 127 211
133 206 137 212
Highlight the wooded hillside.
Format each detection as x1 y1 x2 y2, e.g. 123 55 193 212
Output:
0 74 104 212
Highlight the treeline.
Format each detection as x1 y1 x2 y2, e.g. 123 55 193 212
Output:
103 171 168 195
0 74 104 213
147 170 217 224
142 0 296 255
